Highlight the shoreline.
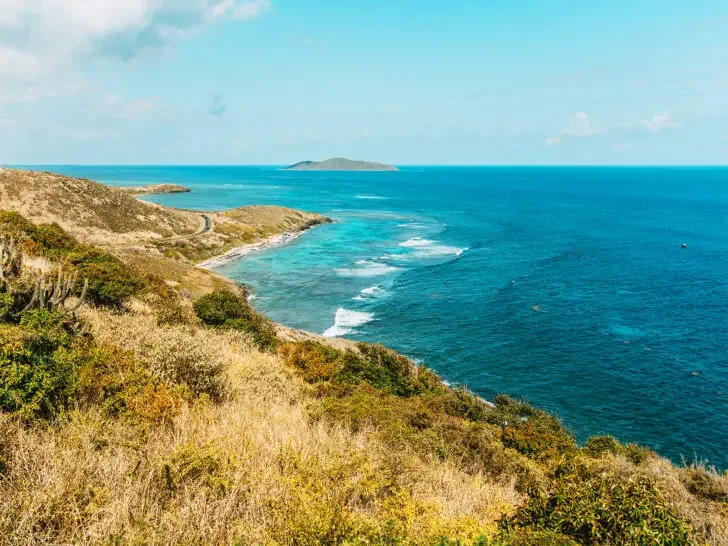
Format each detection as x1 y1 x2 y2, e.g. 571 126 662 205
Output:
196 225 316 269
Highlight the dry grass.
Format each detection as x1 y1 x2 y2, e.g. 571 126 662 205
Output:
0 168 200 245
0 305 519 545
0 169 330 266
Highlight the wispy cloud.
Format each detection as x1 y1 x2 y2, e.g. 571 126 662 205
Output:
543 137 562 147
543 111 682 149
641 114 682 133
561 112 599 137
209 95 227 117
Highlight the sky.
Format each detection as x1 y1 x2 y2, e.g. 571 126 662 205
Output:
1 0 727 165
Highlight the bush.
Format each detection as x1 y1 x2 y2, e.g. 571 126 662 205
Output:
0 293 13 322
0 213 77 259
489 396 577 462
583 435 654 465
28 223 78 259
501 464 694 545
0 211 34 239
0 310 77 419
63 339 182 424
194 290 278 351
65 247 147 307
140 327 227 400
680 464 728 502
194 290 247 326
279 341 344 382
337 343 442 396
494 530 579 545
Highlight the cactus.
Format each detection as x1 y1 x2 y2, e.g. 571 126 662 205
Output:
0 236 87 317
19 270 88 314
0 236 22 291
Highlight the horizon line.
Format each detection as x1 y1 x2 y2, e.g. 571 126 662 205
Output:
5 164 728 169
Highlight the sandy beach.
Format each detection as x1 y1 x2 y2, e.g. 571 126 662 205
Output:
196 226 313 269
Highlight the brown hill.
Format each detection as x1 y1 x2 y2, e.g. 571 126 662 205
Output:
0 168 200 245
0 168 331 265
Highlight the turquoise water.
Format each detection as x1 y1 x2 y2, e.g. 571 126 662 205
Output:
26 165 728 467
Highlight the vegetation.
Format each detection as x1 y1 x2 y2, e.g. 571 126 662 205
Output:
194 289 278 351
1 209 727 544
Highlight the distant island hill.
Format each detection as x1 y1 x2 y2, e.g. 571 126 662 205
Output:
284 158 399 171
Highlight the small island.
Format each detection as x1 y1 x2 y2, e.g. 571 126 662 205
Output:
285 158 398 171
122 184 191 195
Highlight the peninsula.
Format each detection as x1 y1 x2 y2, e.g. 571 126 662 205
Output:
285 157 398 171
121 183 191 195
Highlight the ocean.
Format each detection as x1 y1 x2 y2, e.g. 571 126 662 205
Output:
27 165 728 468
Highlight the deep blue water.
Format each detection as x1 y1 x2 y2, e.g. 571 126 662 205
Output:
23 165 728 467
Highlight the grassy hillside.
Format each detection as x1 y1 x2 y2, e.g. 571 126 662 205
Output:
0 168 200 245
0 188 727 543
0 168 330 262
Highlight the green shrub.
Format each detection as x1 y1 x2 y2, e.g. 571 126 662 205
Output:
28 223 78 259
489 396 577 462
334 343 441 396
442 387 489 422
194 290 278 351
0 211 33 239
583 435 654 465
193 290 246 326
280 340 445 396
501 464 693 545
495 530 579 545
65 247 147 307
0 310 77 419
279 340 344 382
0 293 13 322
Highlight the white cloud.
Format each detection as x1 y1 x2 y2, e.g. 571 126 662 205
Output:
641 114 681 133
211 0 272 20
544 112 682 149
0 0 272 101
561 112 597 137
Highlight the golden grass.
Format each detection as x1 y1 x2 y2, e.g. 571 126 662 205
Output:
0 169 330 266
0 305 520 545
0 169 200 245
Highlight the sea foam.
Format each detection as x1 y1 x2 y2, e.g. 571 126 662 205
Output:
322 308 375 337
352 285 385 300
335 260 400 277
398 237 467 258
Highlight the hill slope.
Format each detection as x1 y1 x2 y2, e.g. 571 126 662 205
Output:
0 168 200 244
0 168 331 264
285 158 398 171
0 170 726 545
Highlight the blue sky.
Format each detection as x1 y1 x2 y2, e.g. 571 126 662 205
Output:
1 0 727 165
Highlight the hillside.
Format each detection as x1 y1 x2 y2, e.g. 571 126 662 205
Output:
0 168 200 245
0 168 331 265
0 170 727 544
285 157 399 171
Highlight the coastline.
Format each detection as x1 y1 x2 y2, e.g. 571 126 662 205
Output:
196 225 316 269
